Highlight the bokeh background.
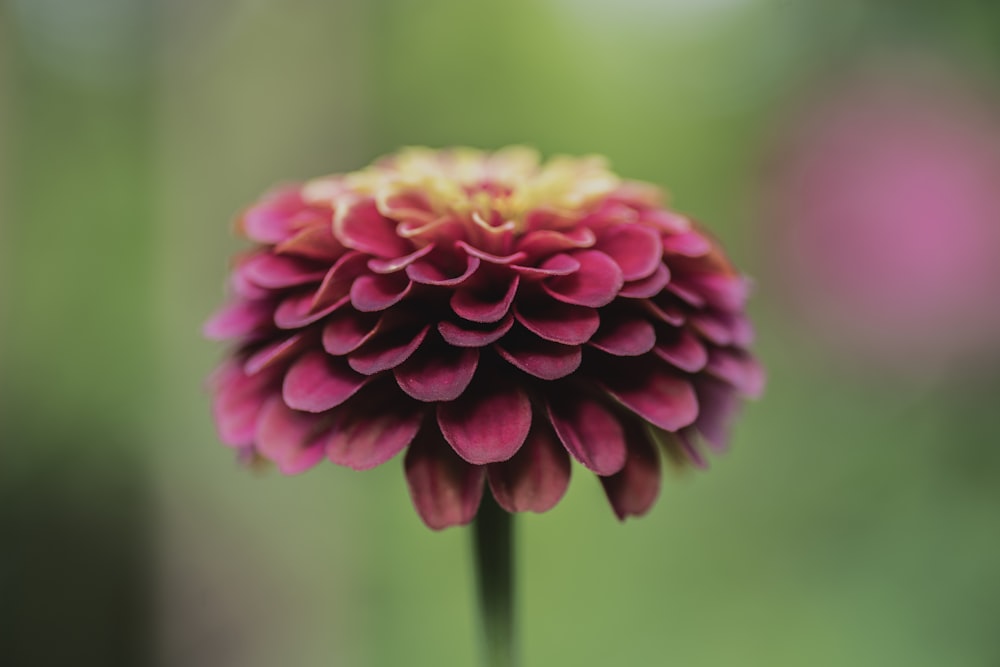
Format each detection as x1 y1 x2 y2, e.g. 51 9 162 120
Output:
3 1 1000 665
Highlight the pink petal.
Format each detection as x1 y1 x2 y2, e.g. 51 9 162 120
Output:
645 296 686 327
255 397 326 474
598 224 663 281
282 350 370 413
204 300 273 340
514 253 580 280
693 377 741 451
588 311 656 357
619 263 671 299
514 299 600 345
367 244 435 274
334 198 411 258
406 254 480 287
653 326 708 373
487 423 571 513
438 314 514 347
600 363 699 432
662 230 712 257
240 253 326 289
395 336 480 402
706 348 765 398
456 241 527 265
243 333 309 375
322 387 425 470
450 272 519 323
494 330 581 380
543 250 624 307
322 309 380 355
687 273 749 311
601 420 661 519
516 227 596 258
211 361 279 446
348 323 430 375
240 188 307 243
350 272 413 312
311 252 369 311
273 290 349 329
405 430 485 530
689 311 753 347
665 280 707 308
274 224 343 260
546 392 627 475
437 378 532 464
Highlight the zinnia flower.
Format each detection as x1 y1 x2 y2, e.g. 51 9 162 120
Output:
205 147 762 529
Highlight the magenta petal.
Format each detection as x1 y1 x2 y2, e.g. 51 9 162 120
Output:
450 273 519 323
274 224 343 261
335 198 411 258
601 421 661 520
350 272 413 312
437 378 532 464
598 224 662 281
243 333 308 374
707 348 765 398
588 312 656 356
601 364 699 432
438 314 514 347
256 397 325 475
405 430 485 530
322 309 380 355
546 393 627 475
395 337 479 402
241 188 306 243
406 254 481 287
517 227 596 258
211 361 278 446
456 241 527 265
514 253 580 280
662 230 712 257
543 250 624 307
619 263 671 299
274 290 349 329
368 243 435 273
282 350 370 413
312 252 369 311
348 323 430 375
693 377 741 451
487 423 571 513
204 299 273 340
494 331 581 380
241 253 326 289
322 388 424 470
514 299 600 345
653 327 708 373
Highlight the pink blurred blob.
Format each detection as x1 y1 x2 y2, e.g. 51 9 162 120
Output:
762 62 1000 372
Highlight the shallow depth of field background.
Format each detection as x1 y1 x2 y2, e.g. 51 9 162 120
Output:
3 1 1000 665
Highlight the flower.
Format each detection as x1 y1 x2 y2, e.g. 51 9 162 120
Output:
205 147 762 529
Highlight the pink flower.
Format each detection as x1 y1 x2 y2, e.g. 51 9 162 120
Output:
205 147 762 529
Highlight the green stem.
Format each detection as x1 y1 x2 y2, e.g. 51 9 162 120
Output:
472 493 516 667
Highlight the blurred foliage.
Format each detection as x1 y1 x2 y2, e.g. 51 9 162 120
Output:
2 1 999 666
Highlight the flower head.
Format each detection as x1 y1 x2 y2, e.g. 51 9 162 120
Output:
206 147 762 529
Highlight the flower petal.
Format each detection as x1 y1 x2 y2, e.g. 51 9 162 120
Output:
282 350 370 413
256 397 326 474
598 224 662 281
516 227 595 258
350 272 413 312
543 249 624 307
600 362 699 432
450 272 519 323
514 253 580 280
601 420 661 519
405 430 485 530
706 347 765 398
662 230 712 257
487 423 571 513
395 335 479 402
653 326 708 373
406 254 480 287
438 314 514 347
274 290 349 329
243 333 309 375
546 392 627 475
240 253 327 289
274 224 343 260
211 361 278 446
240 188 308 243
203 299 273 340
437 377 532 464
588 310 656 356
494 329 581 380
693 377 740 451
334 198 411 258
514 299 600 345
322 309 380 355
619 263 671 299
367 243 435 274
348 323 430 375
322 386 424 470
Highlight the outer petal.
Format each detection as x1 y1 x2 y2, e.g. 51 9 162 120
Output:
437 377 532 464
601 421 661 520
282 350 370 413
322 309 380 355
321 385 424 470
706 347 765 398
334 198 411 258
203 300 273 340
653 326 708 373
450 272 519 323
405 430 486 530
514 299 600 345
588 310 656 356
618 263 671 299
487 423 571 513
240 253 326 289
350 272 413 312
546 392 627 475
693 377 741 452
211 361 279 446
348 323 430 375
256 397 326 474
438 314 514 347
542 250 624 307
600 362 699 432
394 335 479 402
243 332 309 375
494 329 581 380
598 224 662 281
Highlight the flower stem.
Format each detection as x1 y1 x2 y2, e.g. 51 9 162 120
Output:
472 493 516 667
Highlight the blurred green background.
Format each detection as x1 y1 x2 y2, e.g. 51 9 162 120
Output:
3 1 1000 665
